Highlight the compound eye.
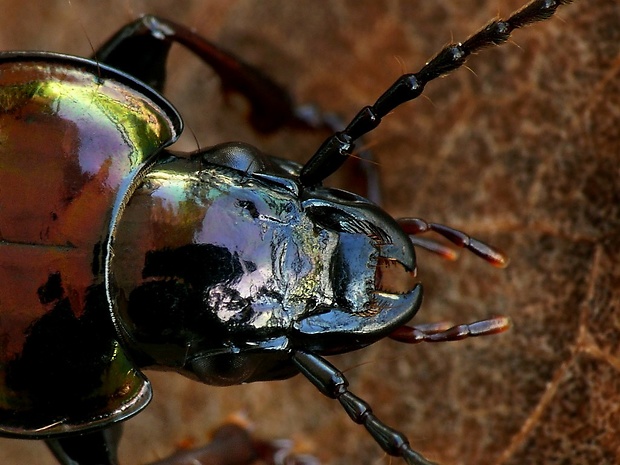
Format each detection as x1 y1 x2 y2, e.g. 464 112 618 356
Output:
199 142 273 174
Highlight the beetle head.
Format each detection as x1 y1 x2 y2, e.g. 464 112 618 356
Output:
293 186 422 353
112 145 421 384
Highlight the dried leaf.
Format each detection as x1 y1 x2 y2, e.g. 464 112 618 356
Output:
0 1 617 464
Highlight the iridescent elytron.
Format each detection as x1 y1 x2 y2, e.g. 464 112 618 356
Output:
0 56 177 434
0 1 572 464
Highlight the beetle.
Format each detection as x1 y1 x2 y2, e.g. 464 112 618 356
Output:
0 1 574 464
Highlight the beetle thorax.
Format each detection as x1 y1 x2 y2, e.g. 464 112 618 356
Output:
111 162 342 371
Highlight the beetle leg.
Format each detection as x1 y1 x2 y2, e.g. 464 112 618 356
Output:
147 422 316 465
48 422 315 465
299 0 573 186
93 15 388 201
145 424 256 465
94 15 310 133
389 317 511 344
46 423 122 465
292 351 438 465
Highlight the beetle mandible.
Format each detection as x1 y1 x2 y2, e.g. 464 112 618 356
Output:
0 1 574 464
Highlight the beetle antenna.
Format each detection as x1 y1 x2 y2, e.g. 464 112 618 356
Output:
293 351 439 465
299 0 573 186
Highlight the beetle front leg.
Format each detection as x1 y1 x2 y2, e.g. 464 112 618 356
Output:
292 351 438 465
94 15 312 133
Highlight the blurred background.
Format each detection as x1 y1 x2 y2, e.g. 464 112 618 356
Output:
0 1 618 464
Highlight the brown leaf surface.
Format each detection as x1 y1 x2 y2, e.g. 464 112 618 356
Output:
0 1 618 464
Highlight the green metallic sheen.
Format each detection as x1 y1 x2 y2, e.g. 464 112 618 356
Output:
0 54 180 437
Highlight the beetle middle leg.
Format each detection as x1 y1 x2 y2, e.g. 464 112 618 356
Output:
46 424 123 465
47 422 313 465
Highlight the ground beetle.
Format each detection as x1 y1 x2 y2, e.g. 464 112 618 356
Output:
0 1 573 464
